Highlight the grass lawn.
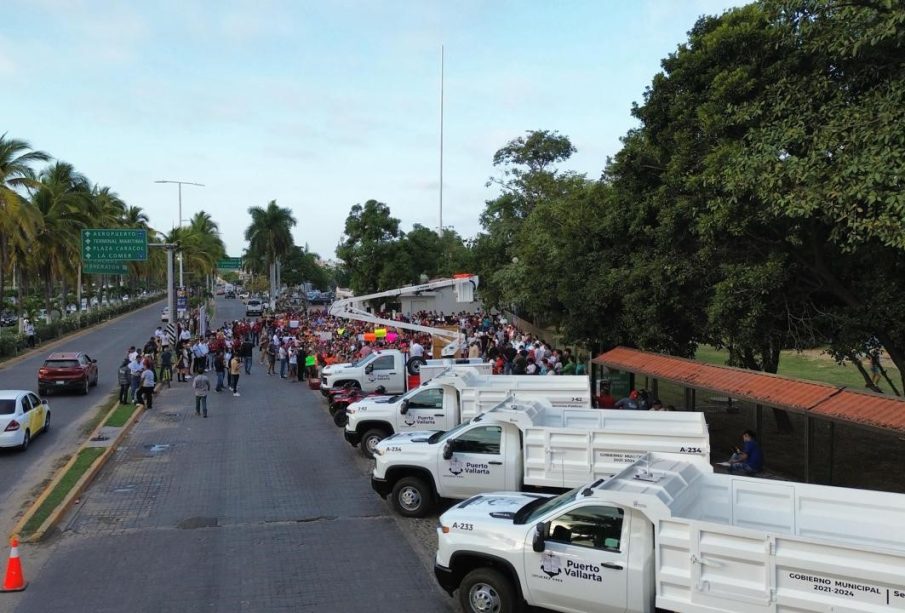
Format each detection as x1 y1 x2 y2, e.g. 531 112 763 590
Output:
104 403 138 427
694 345 901 390
22 446 104 536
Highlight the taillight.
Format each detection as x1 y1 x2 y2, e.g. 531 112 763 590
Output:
38 368 48 376
4 420 20 432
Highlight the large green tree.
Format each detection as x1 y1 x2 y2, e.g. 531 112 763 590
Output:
0 134 49 309
336 199 403 294
244 200 297 294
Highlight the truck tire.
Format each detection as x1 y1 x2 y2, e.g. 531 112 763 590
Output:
391 476 434 517
458 567 520 613
360 428 388 459
333 409 348 428
407 356 427 375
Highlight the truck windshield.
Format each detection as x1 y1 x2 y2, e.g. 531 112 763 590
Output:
514 486 582 525
426 421 472 444
349 353 377 368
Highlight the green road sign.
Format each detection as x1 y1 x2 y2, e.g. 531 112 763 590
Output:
217 257 242 269
83 261 129 274
81 229 148 262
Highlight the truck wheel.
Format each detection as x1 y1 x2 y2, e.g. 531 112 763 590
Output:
458 568 519 613
360 428 388 459
407 356 427 375
391 476 433 517
333 409 348 428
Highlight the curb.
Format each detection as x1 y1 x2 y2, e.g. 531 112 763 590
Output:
11 400 146 542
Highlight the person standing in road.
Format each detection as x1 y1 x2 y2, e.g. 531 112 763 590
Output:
229 354 242 396
214 351 226 392
193 371 210 417
160 344 173 388
117 358 131 404
241 337 254 375
140 362 156 409
129 354 144 402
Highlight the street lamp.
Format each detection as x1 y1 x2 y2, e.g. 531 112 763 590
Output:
154 180 204 288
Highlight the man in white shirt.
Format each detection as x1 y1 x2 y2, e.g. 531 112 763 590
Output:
410 340 424 359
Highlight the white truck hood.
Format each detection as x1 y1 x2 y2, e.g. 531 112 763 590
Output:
443 492 549 524
372 430 443 478
436 492 549 568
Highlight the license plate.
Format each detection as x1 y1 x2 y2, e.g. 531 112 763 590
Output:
55 381 65 385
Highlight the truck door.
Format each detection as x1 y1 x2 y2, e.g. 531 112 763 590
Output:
524 504 629 613
438 425 507 499
399 387 444 432
365 354 399 392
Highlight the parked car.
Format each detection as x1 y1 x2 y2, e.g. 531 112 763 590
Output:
37 352 99 396
0 390 50 451
225 291 236 299
161 306 170 322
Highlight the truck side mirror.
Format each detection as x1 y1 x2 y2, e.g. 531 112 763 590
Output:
532 523 547 553
400 399 410 415
442 442 454 460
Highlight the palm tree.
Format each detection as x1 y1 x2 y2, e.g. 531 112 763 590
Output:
165 211 225 290
0 134 50 311
244 200 297 296
30 162 93 316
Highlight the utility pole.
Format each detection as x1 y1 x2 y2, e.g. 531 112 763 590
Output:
154 180 204 291
439 44 444 234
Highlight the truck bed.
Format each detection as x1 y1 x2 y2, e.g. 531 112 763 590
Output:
476 402 711 489
458 376 592 420
597 454 905 612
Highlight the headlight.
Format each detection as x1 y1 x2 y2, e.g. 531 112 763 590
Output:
437 522 450 534
372 447 383 456
346 407 356 415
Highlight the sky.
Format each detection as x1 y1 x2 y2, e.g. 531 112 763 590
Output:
2 0 747 260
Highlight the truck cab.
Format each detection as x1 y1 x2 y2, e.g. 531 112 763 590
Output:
343 372 590 458
434 486 653 613
321 351 406 395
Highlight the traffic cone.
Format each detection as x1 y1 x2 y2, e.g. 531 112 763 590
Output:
1 536 27 592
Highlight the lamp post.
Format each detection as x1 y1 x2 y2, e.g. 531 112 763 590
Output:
154 180 204 289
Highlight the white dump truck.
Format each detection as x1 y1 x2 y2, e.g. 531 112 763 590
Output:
434 452 905 613
344 371 592 458
320 349 488 396
371 400 710 517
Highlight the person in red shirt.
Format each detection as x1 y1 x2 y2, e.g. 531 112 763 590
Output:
596 382 616 409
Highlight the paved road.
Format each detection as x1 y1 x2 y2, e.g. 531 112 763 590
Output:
0 299 166 534
12 297 453 612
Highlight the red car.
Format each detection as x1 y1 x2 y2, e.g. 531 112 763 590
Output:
37 352 99 396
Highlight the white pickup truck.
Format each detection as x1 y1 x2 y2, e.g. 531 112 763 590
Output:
344 371 592 458
371 400 710 517
320 349 487 396
434 452 905 613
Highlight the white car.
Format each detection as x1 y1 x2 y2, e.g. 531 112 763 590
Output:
161 306 170 322
0 390 50 451
245 299 263 317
